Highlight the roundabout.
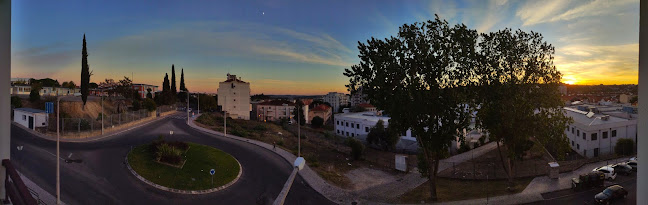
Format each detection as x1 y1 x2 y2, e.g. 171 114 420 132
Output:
126 142 242 193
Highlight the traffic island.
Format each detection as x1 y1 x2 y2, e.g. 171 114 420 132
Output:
126 141 242 194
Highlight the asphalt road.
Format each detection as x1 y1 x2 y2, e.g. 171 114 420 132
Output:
525 172 637 205
11 113 334 205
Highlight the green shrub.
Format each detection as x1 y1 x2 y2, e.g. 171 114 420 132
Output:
615 138 634 156
196 113 216 126
311 116 324 128
143 98 157 112
230 129 248 137
277 140 284 146
156 143 183 165
346 138 365 160
96 113 105 121
11 96 22 108
29 89 40 103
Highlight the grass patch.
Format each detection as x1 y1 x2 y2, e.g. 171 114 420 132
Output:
397 177 533 203
128 142 240 190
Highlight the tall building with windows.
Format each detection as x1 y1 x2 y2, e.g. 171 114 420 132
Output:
350 86 370 107
217 73 251 120
323 92 349 113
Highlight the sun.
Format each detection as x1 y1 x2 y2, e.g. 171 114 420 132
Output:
564 80 576 85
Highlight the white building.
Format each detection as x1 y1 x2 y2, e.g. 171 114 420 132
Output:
324 92 349 113
564 107 637 158
256 100 309 123
10 85 79 96
334 111 417 141
217 73 251 120
13 108 48 130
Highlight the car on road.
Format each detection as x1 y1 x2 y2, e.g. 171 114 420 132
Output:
629 157 637 161
594 185 628 204
626 160 637 171
592 166 617 180
611 163 633 176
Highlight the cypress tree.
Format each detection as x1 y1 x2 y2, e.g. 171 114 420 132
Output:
81 34 91 106
163 73 170 105
180 68 186 91
171 64 177 94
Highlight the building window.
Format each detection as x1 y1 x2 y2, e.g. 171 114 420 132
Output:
22 115 26 120
582 133 586 140
357 124 359 129
591 133 597 141
351 133 354 137
346 122 348 127
571 127 574 134
577 144 580 150
346 132 349 136
365 127 369 132
576 130 579 136
612 130 617 137
602 131 608 139
351 123 354 128
337 121 339 125
337 130 340 134
571 140 574 146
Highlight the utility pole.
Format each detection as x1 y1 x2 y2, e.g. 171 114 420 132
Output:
298 103 301 157
224 95 227 136
56 96 62 205
197 93 200 115
101 91 104 135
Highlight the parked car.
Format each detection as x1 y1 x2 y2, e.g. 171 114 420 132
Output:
611 163 632 176
627 160 637 171
595 185 628 204
629 157 637 161
592 166 617 180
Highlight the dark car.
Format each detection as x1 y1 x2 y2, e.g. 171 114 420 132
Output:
627 160 637 171
611 163 632 176
595 185 628 204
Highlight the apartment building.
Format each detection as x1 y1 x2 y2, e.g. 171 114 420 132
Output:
309 104 332 123
256 100 309 123
323 92 349 113
564 107 638 158
217 73 251 120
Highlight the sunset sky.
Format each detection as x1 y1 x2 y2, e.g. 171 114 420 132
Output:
11 0 639 94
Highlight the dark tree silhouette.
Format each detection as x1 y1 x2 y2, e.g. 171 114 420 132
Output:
171 64 177 95
81 34 92 106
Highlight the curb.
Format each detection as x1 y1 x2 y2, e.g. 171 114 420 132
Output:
187 115 358 204
124 148 243 194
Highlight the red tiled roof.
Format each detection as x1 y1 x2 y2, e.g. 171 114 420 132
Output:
259 100 295 106
311 104 331 112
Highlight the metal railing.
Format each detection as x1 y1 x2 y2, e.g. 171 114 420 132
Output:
2 159 38 205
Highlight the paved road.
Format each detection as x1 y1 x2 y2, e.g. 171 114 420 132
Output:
525 172 636 205
11 113 333 205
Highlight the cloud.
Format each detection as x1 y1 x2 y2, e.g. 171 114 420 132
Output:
550 0 637 23
516 0 567 26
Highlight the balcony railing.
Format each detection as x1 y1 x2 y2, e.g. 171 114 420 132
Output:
2 159 37 205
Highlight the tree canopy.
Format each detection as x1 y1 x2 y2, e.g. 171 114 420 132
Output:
81 34 92 106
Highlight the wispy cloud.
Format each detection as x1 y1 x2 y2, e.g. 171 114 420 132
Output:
516 0 567 26
556 44 638 84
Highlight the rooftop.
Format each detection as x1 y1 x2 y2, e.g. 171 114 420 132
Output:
259 100 295 106
14 108 47 113
336 111 389 122
563 107 630 126
311 104 331 112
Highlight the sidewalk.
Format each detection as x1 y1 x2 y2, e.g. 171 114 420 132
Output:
433 157 632 205
19 171 66 205
15 111 178 143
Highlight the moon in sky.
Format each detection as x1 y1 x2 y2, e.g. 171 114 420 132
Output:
262 11 265 15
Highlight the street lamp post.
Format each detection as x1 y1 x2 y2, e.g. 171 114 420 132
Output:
224 95 227 136
197 93 200 115
298 103 301 157
101 92 104 135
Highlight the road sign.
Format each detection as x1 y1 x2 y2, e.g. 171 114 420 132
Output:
209 169 215 175
45 102 54 113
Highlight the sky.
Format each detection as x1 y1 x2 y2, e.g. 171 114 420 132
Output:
11 0 639 95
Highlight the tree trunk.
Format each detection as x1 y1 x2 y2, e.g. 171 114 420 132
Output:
495 141 513 190
427 157 440 201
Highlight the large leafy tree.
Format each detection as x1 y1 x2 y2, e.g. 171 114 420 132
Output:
344 16 477 201
475 29 572 189
81 34 92 106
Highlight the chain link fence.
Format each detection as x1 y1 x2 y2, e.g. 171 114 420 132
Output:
37 105 176 138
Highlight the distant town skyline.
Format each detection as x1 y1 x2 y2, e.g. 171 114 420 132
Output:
11 0 639 94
